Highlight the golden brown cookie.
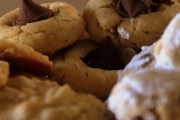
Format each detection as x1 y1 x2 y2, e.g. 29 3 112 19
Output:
0 1 85 54
51 40 136 100
83 0 180 49
0 75 106 120
108 69 180 120
0 75 58 120
0 40 52 75
12 85 106 120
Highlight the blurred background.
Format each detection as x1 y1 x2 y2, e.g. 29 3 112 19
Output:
0 0 88 16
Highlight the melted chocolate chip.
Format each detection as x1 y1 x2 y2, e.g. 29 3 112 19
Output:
83 39 135 70
14 0 54 25
115 0 171 17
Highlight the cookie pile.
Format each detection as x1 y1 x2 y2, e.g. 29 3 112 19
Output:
108 13 180 120
0 0 179 120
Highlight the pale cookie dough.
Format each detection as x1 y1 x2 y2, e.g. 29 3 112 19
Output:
0 75 58 120
0 40 52 75
51 40 118 100
0 75 106 120
83 0 180 49
0 2 85 54
0 61 9 88
13 85 106 120
108 69 180 120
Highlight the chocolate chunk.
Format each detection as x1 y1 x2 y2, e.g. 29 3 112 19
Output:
14 0 54 25
115 0 171 17
83 38 136 70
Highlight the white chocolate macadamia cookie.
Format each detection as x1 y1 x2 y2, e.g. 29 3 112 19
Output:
122 13 180 76
108 69 180 120
108 13 180 120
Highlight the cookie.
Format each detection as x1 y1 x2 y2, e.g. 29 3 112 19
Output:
12 85 106 120
0 74 106 120
107 13 180 120
0 61 9 88
83 0 180 49
51 40 136 100
122 13 180 77
108 69 180 120
0 75 58 120
0 1 85 54
0 40 53 75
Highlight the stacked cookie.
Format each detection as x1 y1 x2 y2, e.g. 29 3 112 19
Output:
108 13 180 120
0 0 107 120
0 0 180 119
0 61 106 120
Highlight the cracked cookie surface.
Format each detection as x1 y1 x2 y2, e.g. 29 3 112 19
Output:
0 2 85 54
51 40 118 100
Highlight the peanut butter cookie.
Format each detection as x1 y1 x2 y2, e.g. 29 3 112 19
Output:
0 1 85 54
51 40 135 100
83 0 180 49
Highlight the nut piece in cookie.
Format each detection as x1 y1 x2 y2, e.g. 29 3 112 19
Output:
83 0 180 49
0 40 53 75
51 40 136 100
0 1 85 54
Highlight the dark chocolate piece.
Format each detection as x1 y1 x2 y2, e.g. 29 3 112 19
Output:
115 0 171 17
14 0 54 25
